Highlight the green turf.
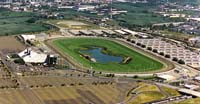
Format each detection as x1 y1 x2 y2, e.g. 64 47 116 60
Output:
52 38 163 72
0 9 50 35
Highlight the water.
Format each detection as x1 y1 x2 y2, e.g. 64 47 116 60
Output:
80 47 123 63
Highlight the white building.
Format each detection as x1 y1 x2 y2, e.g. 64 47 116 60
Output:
114 30 127 35
18 48 47 64
156 74 176 81
122 29 138 35
75 5 96 11
19 35 36 42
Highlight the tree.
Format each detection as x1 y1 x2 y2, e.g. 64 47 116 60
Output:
136 43 141 46
178 59 185 64
165 54 171 58
152 49 158 53
61 83 66 86
131 40 136 44
172 57 178 62
127 38 131 42
133 75 138 78
159 52 164 56
147 47 152 51
26 17 37 23
141 44 146 48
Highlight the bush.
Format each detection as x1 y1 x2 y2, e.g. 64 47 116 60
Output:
136 43 141 46
26 17 37 23
178 59 185 64
152 49 158 53
133 75 138 78
131 40 135 43
165 54 171 58
141 44 146 48
147 47 152 50
127 38 131 42
159 52 164 56
172 57 178 62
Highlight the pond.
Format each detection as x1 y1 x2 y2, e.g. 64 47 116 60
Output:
79 47 123 63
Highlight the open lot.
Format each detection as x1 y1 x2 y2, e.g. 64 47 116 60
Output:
0 84 132 104
0 36 26 51
48 38 164 73
18 76 114 87
48 20 99 29
127 82 180 104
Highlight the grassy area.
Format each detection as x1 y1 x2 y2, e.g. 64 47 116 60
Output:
127 82 180 104
161 86 180 97
129 91 165 104
135 83 159 93
112 3 180 26
0 9 51 35
51 38 163 73
54 8 101 20
48 20 99 29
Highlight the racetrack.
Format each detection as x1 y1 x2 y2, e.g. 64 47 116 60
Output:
46 37 174 73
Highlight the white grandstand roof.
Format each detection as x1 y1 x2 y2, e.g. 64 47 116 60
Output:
102 30 115 34
122 29 138 35
18 49 47 63
114 30 127 35
68 30 80 35
157 74 176 81
79 30 92 35
91 30 103 35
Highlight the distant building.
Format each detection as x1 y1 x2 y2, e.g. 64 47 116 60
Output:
184 84 199 90
19 35 36 42
155 74 176 82
74 5 96 11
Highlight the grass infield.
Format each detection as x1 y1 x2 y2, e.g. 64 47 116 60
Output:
52 38 164 72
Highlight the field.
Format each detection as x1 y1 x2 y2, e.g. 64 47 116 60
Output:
0 9 50 35
18 76 114 87
112 2 179 26
0 36 26 51
48 20 99 29
126 83 180 104
0 85 126 104
49 38 164 73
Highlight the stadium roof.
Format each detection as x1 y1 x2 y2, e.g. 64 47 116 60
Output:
122 29 138 35
114 30 127 35
157 74 176 81
179 88 200 97
18 48 47 63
